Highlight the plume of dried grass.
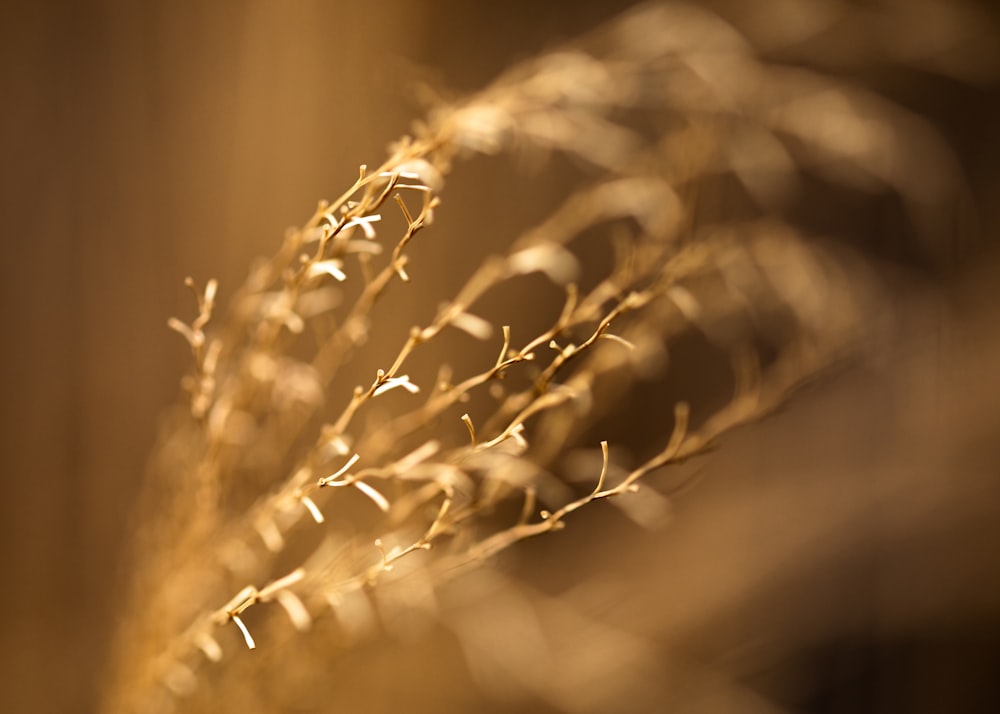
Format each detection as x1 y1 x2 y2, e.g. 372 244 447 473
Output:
102 2 993 712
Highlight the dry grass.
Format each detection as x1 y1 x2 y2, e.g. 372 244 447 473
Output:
101 3 997 712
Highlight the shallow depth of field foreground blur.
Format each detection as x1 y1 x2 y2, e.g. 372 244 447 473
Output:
2 1 1000 712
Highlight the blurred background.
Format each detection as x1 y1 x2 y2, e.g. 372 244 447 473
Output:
2 1 1000 712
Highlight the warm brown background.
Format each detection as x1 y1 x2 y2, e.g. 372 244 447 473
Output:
2 2 999 712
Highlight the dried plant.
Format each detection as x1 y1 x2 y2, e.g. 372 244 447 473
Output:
102 2 992 712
